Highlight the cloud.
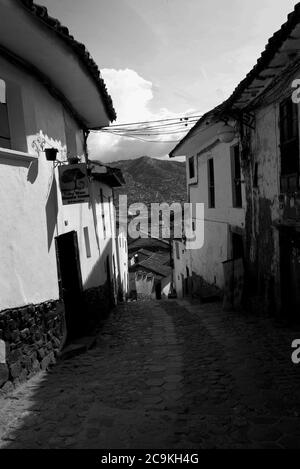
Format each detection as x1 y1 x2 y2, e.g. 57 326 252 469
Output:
88 68 194 163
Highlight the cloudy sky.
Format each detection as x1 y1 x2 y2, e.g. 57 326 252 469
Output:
42 0 297 162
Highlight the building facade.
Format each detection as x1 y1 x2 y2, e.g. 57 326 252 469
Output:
170 3 300 319
172 240 193 299
0 0 123 393
170 117 246 302
116 228 129 301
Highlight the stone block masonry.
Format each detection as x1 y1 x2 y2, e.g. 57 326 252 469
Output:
0 300 66 395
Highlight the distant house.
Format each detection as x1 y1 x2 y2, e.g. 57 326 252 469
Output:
172 240 192 299
129 248 170 267
128 237 170 255
116 227 129 301
129 251 172 300
0 0 124 391
129 248 153 267
135 272 155 301
170 3 300 318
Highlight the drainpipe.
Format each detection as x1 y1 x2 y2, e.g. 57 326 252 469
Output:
83 129 90 165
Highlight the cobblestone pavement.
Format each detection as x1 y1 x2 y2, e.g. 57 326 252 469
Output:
1 299 300 449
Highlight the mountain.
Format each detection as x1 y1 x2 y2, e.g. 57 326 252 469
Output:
108 156 187 210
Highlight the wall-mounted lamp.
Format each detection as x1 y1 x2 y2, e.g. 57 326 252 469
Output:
217 123 236 143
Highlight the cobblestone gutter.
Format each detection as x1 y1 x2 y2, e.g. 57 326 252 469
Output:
0 300 65 395
83 282 113 323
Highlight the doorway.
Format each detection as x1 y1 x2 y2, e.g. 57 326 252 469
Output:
232 232 244 260
155 280 162 300
185 267 190 296
106 255 115 307
55 231 83 339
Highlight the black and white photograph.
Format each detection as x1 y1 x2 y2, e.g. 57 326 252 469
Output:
1 0 300 456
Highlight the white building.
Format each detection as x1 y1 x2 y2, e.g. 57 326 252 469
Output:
0 0 123 392
172 240 192 299
116 228 129 301
170 3 300 317
170 114 246 296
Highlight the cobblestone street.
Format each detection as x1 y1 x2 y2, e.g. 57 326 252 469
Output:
1 299 300 449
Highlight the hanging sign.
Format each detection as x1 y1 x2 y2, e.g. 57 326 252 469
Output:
59 163 90 205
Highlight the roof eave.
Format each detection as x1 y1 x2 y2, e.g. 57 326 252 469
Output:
17 0 117 124
170 2 300 157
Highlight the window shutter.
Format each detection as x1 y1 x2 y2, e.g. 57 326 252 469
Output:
6 81 27 152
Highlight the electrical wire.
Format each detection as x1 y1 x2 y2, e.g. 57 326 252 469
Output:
89 113 204 144
96 114 203 128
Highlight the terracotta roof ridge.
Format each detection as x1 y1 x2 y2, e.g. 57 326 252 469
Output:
17 0 116 123
169 2 300 157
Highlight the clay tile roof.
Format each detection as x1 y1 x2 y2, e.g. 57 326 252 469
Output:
170 2 300 157
18 0 116 122
139 258 172 278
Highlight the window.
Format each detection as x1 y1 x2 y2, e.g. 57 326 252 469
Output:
280 98 299 192
175 242 180 260
231 144 243 208
100 188 106 239
208 158 215 208
83 227 91 258
0 79 10 149
189 156 195 179
253 162 258 189
188 155 198 184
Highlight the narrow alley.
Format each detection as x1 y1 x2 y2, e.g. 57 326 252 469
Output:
1 299 300 450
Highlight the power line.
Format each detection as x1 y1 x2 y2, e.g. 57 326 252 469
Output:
93 113 203 130
102 120 199 133
88 112 210 144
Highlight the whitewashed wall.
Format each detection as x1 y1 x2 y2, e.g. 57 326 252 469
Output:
0 55 115 310
173 122 246 289
117 231 129 297
173 240 192 299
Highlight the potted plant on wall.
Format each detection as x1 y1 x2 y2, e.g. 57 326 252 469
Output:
45 148 59 161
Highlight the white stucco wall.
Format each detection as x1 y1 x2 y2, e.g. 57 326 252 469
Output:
59 181 116 291
173 240 192 299
117 231 129 297
0 54 116 310
0 56 73 310
175 123 246 289
161 275 171 297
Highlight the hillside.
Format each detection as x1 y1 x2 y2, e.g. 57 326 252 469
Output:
108 156 187 210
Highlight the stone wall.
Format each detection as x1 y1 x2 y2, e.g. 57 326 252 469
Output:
0 300 65 396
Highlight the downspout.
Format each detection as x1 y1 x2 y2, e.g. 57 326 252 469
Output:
238 115 254 306
84 129 101 256
83 129 90 165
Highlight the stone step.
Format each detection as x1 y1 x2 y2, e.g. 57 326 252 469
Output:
59 335 97 361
